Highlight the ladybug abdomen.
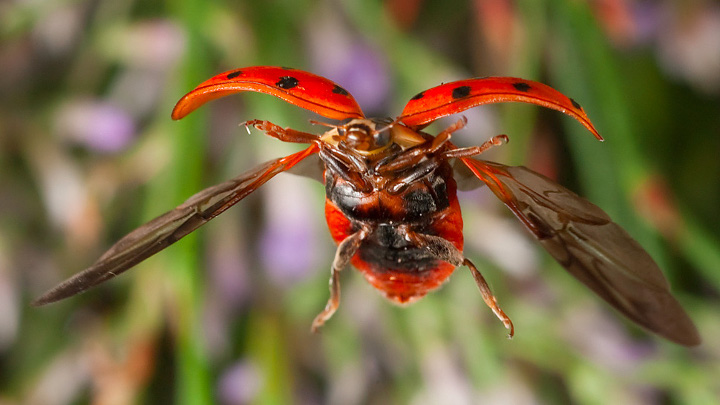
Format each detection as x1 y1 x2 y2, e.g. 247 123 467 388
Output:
323 163 464 304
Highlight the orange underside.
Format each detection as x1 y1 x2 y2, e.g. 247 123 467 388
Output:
352 259 457 304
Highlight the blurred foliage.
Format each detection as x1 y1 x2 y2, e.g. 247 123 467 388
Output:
1 0 719 404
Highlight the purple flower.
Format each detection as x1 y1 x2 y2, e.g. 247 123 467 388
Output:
56 100 136 153
305 14 391 114
326 43 391 115
258 177 325 287
218 361 262 405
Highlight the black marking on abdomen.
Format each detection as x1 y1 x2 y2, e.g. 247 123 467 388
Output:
359 225 439 271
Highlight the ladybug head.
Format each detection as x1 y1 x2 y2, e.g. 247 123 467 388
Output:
320 118 427 156
319 118 389 155
342 118 393 154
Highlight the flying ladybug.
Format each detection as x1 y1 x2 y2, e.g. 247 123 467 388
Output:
34 66 700 346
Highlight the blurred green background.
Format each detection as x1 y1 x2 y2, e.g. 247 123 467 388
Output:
1 0 719 404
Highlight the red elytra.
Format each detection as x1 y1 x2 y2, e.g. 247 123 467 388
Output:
171 66 365 121
35 66 700 346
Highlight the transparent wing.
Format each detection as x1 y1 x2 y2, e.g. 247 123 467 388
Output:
34 145 319 305
461 158 701 346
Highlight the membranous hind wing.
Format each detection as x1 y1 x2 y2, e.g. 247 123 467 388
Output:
462 158 700 346
34 145 319 305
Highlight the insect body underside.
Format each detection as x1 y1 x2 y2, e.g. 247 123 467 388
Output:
313 117 514 335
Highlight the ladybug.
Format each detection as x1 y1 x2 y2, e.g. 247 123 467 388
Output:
35 66 700 346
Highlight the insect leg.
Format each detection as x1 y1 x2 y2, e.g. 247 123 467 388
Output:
374 117 468 174
405 229 514 338
319 147 371 192
244 119 320 144
375 118 473 193
385 158 442 194
463 258 514 338
441 134 509 159
428 116 468 150
311 227 369 332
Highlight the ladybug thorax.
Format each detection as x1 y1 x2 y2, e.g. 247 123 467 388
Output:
319 118 442 194
320 118 457 224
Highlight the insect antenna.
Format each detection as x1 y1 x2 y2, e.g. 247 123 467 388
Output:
309 119 341 129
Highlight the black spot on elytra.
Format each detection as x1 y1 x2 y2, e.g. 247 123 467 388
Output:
410 91 425 101
451 86 471 99
569 98 582 109
332 85 349 96
227 70 243 79
512 82 531 92
276 76 299 89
